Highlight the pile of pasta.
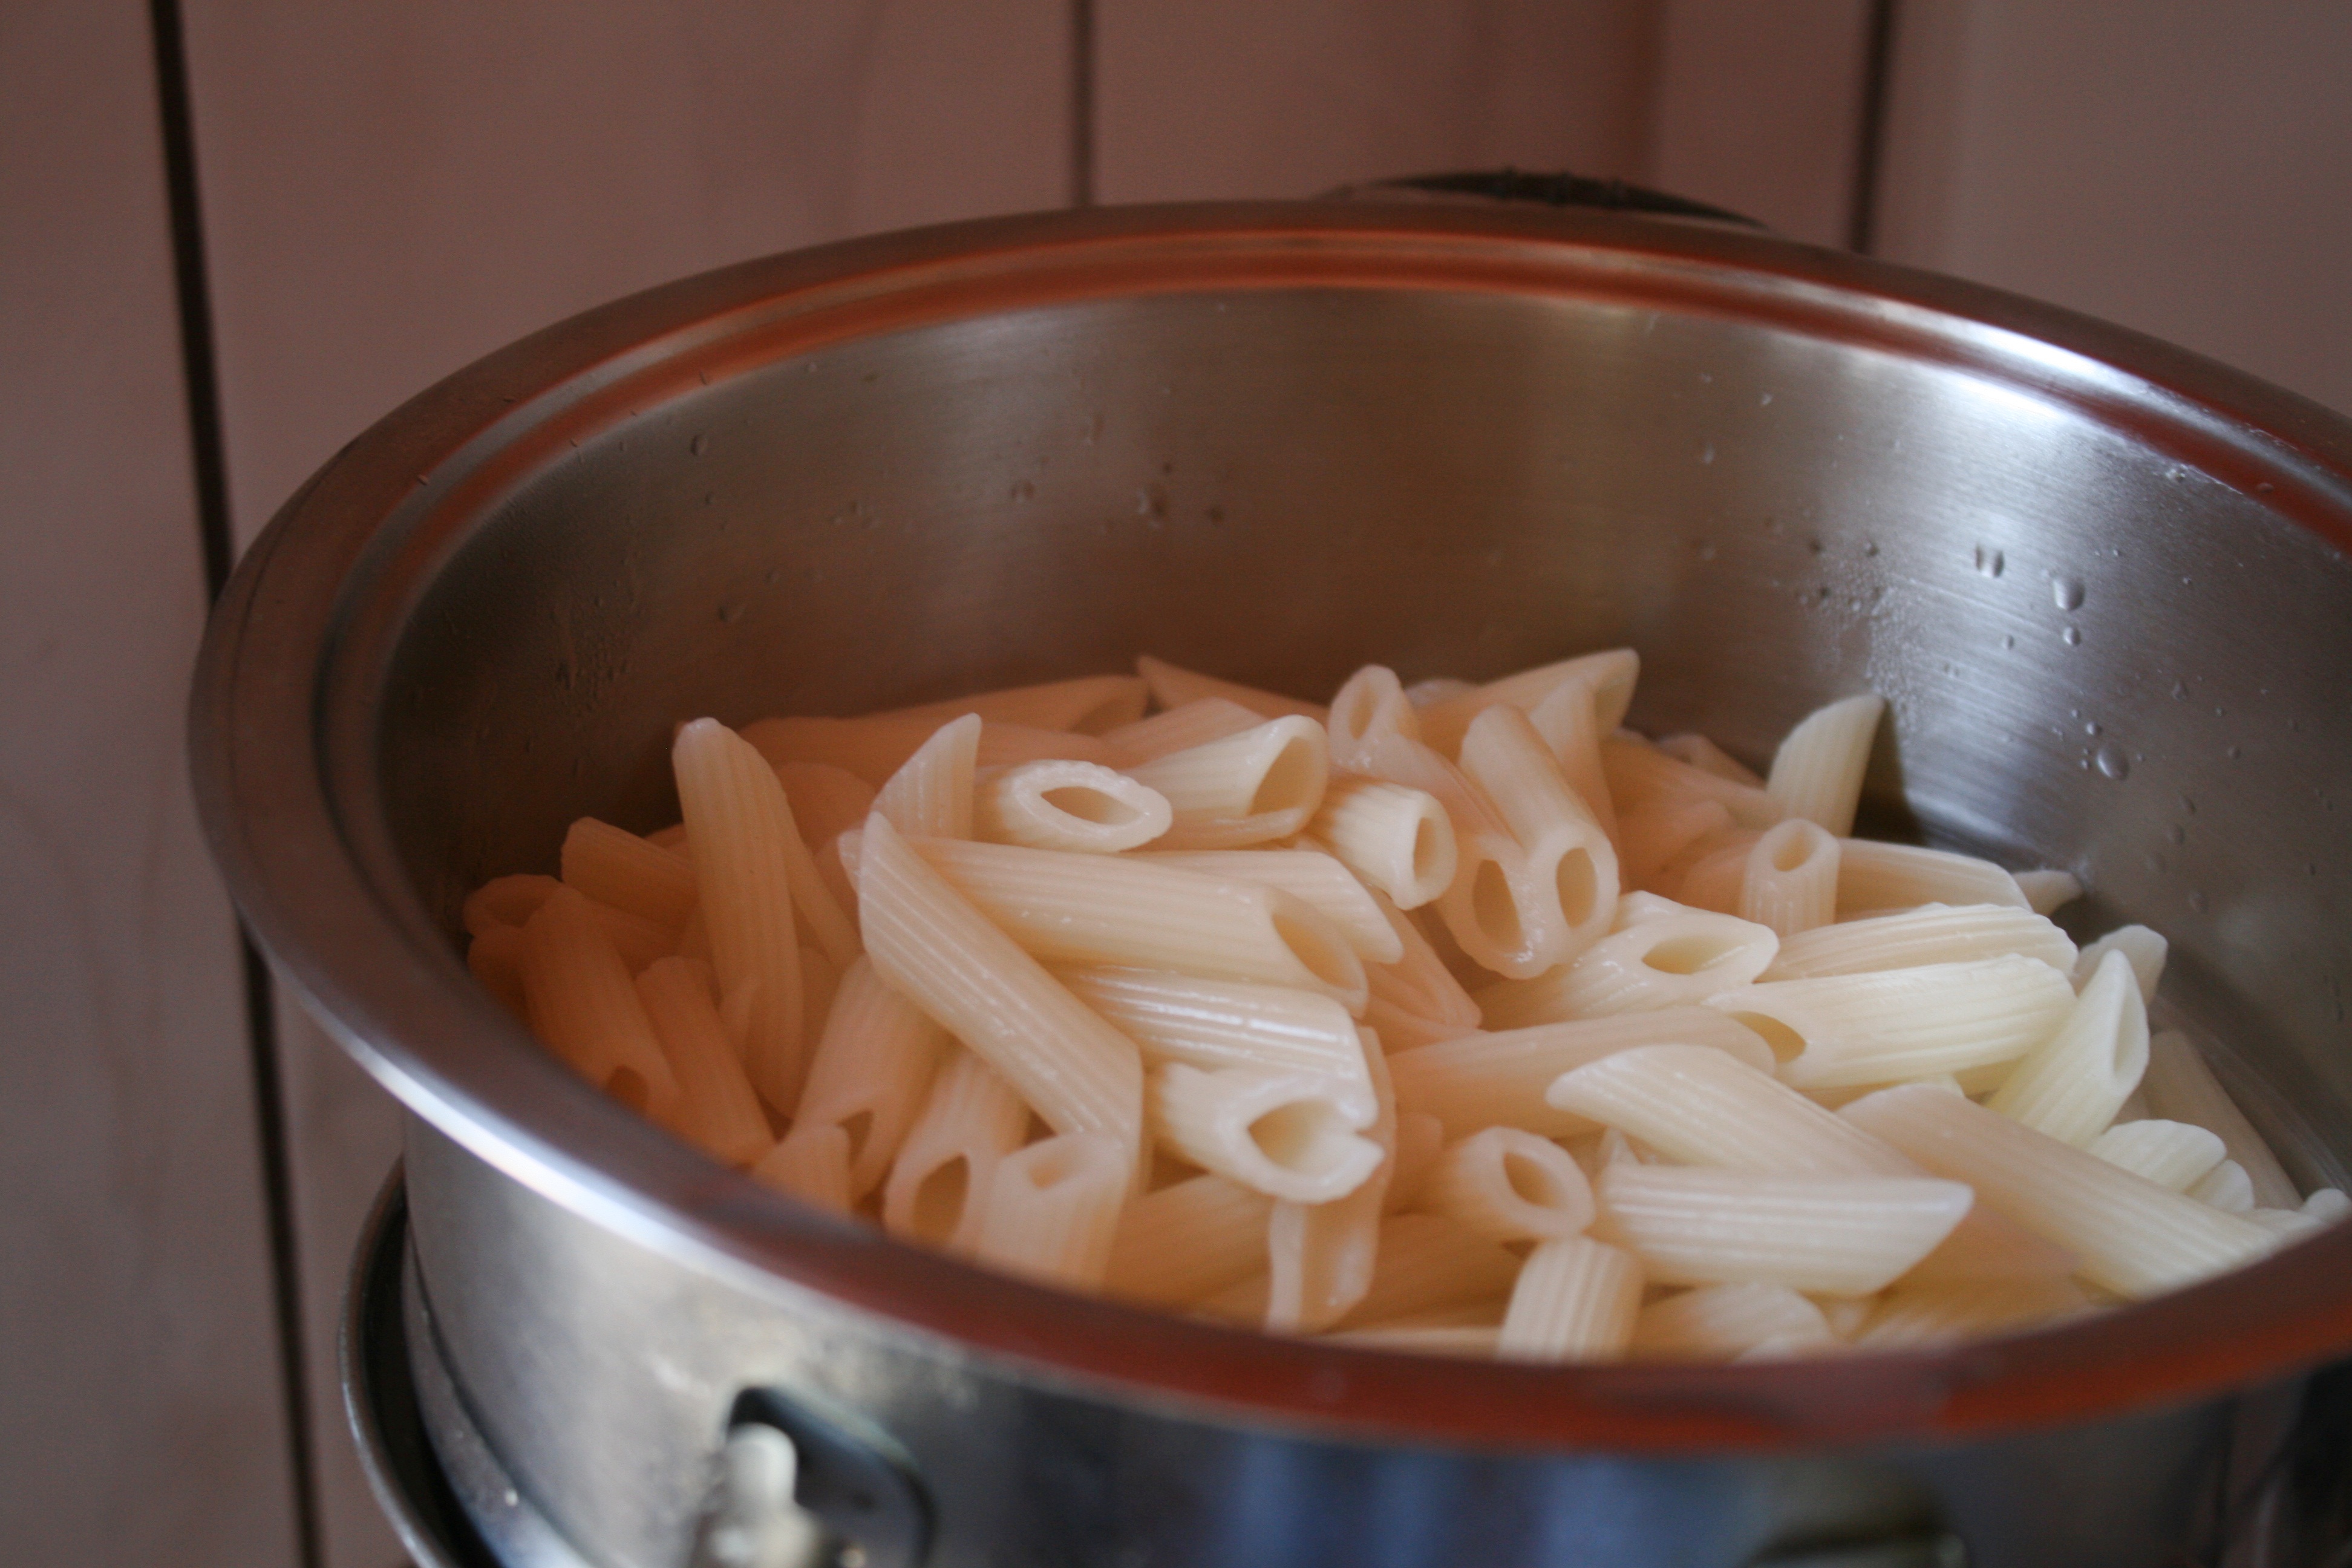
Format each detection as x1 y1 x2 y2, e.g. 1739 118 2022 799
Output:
462 652 2345 1362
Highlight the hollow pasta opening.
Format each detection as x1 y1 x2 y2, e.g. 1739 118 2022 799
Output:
1273 907 1359 993
1503 1148 1567 1209
908 1157 970 1246
1042 785 1142 826
1472 859 1523 950
1251 734 1322 814
1248 1098 1353 1175
1640 933 1746 975
1411 811 1446 884
1727 1011 1808 1065
1553 848 1598 927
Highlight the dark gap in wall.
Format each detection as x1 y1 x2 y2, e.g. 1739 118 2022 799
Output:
145 4 322 1567
1847 0 1901 253
1070 0 1096 206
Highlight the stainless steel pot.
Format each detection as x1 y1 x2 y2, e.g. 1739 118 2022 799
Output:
192 202 2352 1568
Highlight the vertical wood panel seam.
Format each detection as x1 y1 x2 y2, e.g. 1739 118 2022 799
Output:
144 3 321 1564
1846 0 1901 253
1070 0 1094 206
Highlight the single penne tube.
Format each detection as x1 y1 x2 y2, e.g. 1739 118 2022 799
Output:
1362 996 1478 1051
636 957 773 1168
1762 903 2077 981
1436 827 1583 979
1654 734 1763 787
1149 1063 1383 1204
909 835 1367 1011
1839 1084 2277 1298
1498 1235 1644 1362
1855 1275 2092 1350
1524 661 1632 841
874 713 980 839
1457 704 1619 961
518 886 682 1112
1351 728 1508 838
969 1132 1131 1290
1527 904 1780 1018
464 871 560 935
1365 891 1484 1027
1267 1031 1397 1333
1123 716 1330 849
2013 869 2083 916
1764 694 1886 838
875 673 1148 736
881 1047 1031 1253
562 817 697 930
1308 777 1459 910
1103 1173 1274 1306
1901 1201 2082 1287
1601 736 1785 830
2189 1160 2256 1214
1667 830 1762 914
1140 850 1402 962
1632 1283 1836 1361
751 1122 854 1214
1834 839 2029 914
1546 1044 1913 1176
1055 965 1371 1085
467 924 529 1020
1985 949 2149 1146
1136 655 1327 722
771 760 880 844
1325 665 1425 773
2087 1118 2227 1192
1593 1163 1973 1296
1098 696 1267 768
1385 1111 1446 1212
1333 1213 1524 1328
790 956 952 1198
582 896 676 973
857 816 1143 1151
1738 819 1840 938
1417 1126 1596 1242
2138 1031 2301 1209
974 759 1172 853
1615 797 1737 892
1389 1008 1774 1140
1706 955 2076 1092
2072 924 2167 1002
1414 649 1641 757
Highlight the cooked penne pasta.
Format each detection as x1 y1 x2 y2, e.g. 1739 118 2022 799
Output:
465 871 559 935
1333 1214 1523 1328
1325 665 1424 774
1123 715 1329 848
1765 694 1885 838
1415 649 1641 757
857 816 1144 1152
1149 1063 1382 1204
790 956 951 1198
1762 903 2076 981
2189 1160 2256 1214
2072 924 2166 1002
517 886 684 1112
1416 1126 1595 1242
969 1132 1130 1290
974 760 1172 852
1098 696 1267 768
1614 796 1738 893
1136 655 1327 722
1457 704 1619 963
1854 1275 2091 1350
1525 904 1780 1018
910 835 1367 1010
1307 776 1458 910
1365 891 1485 1028
1267 1032 1397 1332
1840 1084 2276 1298
1385 1111 1446 1212
1602 736 1784 830
1835 839 2028 914
1054 966 1371 1085
1632 1283 1836 1361
1324 1324 1502 1357
1389 1008 1774 1139
1653 733 1762 786
636 957 773 1168
1103 1173 1273 1306
1985 949 2149 1146
2086 1118 2227 1192
1738 819 1840 938
1140 849 1402 962
1498 1235 1644 1362
1594 1163 1973 1296
2011 869 2082 915
2140 1031 2300 1209
1707 955 2076 1092
874 713 980 840
1547 1044 1912 1176
770 760 878 844
881 1047 1031 1252
752 1122 854 1214
466 924 528 1019
562 817 697 930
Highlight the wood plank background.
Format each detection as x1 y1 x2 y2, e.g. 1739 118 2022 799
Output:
4 2 2344 1564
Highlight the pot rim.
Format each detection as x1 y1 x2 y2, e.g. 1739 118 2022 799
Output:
192 200 2352 1452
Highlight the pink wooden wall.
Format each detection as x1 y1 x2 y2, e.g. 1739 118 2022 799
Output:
4 2 2342 1564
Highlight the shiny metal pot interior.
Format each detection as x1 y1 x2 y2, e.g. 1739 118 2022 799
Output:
194 204 2352 1568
